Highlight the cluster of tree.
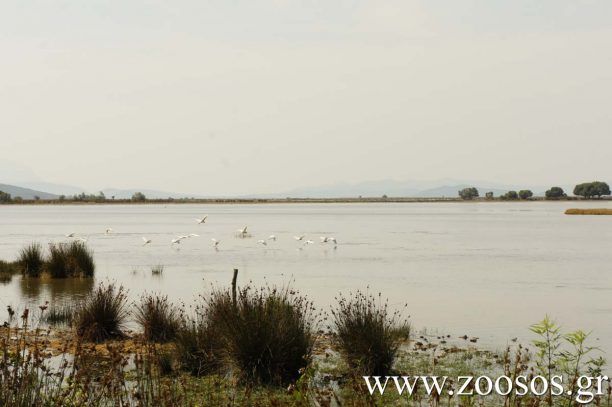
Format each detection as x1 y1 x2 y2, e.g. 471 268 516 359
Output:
499 190 533 200
573 181 610 199
131 192 146 202
545 186 566 199
0 190 12 203
68 192 107 202
458 187 479 200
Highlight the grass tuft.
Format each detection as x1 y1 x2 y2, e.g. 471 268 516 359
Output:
331 291 410 376
208 285 318 386
135 293 179 342
46 241 95 278
18 243 45 277
75 282 129 342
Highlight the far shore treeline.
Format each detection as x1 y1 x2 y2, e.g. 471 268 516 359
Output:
0 181 610 204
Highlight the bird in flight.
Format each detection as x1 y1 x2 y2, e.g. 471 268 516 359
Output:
211 238 220 248
257 239 267 246
294 235 305 241
268 235 277 241
105 228 113 234
142 237 152 246
195 216 208 224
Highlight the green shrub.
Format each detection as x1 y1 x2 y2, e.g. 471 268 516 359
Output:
135 294 179 342
331 291 410 376
18 243 45 277
75 283 129 342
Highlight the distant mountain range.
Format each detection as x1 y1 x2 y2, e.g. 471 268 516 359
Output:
1 178 565 200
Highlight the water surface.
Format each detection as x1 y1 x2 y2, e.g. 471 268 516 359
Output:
1 202 611 353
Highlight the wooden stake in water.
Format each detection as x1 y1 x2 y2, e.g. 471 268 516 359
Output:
232 268 238 306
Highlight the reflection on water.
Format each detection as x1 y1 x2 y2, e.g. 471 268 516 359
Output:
15 277 94 311
0 202 611 354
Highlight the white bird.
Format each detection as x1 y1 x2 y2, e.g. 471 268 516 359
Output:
187 233 200 238
66 232 75 238
105 228 113 234
195 216 208 224
268 235 277 241
257 239 267 246
329 237 338 245
304 240 314 245
237 226 248 235
171 236 187 245
294 235 305 241
211 238 220 248
142 237 152 246
320 236 329 243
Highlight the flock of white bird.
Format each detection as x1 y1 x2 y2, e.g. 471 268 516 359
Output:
64 214 338 251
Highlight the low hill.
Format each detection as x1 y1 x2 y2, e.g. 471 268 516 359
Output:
0 183 58 200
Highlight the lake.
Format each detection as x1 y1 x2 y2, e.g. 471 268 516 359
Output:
1 202 611 354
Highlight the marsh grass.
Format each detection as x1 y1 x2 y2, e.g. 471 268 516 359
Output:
46 241 95 278
565 208 612 215
151 264 164 275
331 291 410 376
18 243 44 277
75 283 129 342
135 293 179 342
175 311 224 376
42 303 77 326
207 285 320 386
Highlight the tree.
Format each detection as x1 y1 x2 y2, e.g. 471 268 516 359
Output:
545 187 566 199
131 192 146 202
59 195 66 201
519 190 533 200
0 190 12 203
485 192 494 200
573 181 610 199
501 191 519 200
33 195 40 201
458 187 479 200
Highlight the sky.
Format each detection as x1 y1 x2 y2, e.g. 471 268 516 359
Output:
1 0 611 196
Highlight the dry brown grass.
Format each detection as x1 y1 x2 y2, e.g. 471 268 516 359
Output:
565 208 612 215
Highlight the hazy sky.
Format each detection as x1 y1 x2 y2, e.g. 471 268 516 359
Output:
1 1 611 195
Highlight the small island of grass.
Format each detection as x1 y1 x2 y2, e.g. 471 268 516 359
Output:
565 208 612 215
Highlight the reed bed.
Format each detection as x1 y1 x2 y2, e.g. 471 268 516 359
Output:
565 208 612 215
17 243 44 277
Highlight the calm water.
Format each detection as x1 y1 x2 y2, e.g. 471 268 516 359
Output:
1 202 611 353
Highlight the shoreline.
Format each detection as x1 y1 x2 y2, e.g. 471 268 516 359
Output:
1 196 609 205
